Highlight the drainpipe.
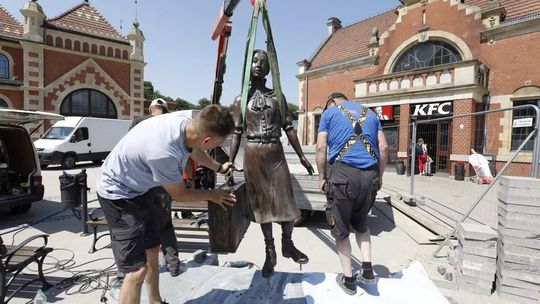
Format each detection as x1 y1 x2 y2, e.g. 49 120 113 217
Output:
482 94 490 155
304 78 309 145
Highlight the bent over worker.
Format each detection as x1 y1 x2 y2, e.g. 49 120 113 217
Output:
96 105 236 304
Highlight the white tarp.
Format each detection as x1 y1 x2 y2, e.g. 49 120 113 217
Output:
302 261 449 304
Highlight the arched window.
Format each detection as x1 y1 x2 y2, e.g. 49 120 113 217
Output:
60 89 117 118
0 54 8 79
392 41 462 73
0 98 8 108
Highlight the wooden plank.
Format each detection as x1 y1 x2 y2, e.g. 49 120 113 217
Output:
208 181 251 253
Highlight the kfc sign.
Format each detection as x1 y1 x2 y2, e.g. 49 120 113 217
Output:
412 102 452 117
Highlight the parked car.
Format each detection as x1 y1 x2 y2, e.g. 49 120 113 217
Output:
0 109 63 214
34 117 131 169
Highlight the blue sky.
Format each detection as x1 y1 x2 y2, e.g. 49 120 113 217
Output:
4 0 398 105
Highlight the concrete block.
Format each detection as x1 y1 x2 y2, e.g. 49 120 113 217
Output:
461 243 497 258
458 234 497 249
457 248 496 271
499 216 540 231
457 270 494 289
498 247 540 267
497 257 540 275
498 226 540 239
457 222 497 241
498 291 540 304
499 201 540 215
499 240 540 257
448 249 457 266
458 279 493 295
400 193 416 206
496 278 540 300
498 190 540 207
499 176 540 190
498 231 540 250
499 207 540 222
432 271 459 290
497 259 540 284
497 272 540 292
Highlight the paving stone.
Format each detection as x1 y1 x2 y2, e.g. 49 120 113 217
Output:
497 259 540 284
497 258 540 275
457 248 496 271
499 176 540 190
498 231 540 250
499 216 540 231
499 240 540 257
458 234 497 249
457 222 497 241
498 247 540 267
461 243 497 258
458 279 493 296
456 261 496 281
457 270 494 289
496 272 540 292
499 207 540 222
498 190 540 207
498 290 540 304
498 226 540 239
496 278 540 300
499 201 540 215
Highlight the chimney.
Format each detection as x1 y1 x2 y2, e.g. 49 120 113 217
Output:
327 17 342 35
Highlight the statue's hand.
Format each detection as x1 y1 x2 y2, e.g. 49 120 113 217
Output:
300 156 314 175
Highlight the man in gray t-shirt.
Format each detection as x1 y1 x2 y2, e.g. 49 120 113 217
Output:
96 105 235 304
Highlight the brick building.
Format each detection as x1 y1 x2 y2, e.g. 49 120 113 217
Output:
297 0 540 176
0 0 145 139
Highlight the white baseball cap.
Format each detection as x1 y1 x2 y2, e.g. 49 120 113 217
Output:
149 98 168 113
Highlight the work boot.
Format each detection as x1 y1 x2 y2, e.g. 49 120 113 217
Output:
262 239 277 278
282 237 309 264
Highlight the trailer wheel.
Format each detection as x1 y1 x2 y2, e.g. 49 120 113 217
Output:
61 154 76 169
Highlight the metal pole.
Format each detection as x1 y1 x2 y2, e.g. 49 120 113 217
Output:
409 121 417 198
79 169 90 236
531 105 540 178
433 129 537 257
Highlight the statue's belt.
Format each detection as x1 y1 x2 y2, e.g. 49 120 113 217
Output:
246 135 280 143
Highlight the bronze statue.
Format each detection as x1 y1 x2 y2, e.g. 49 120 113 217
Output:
230 49 314 278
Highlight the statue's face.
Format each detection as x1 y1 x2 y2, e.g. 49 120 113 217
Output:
251 52 269 79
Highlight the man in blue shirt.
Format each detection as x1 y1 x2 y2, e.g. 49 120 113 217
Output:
316 92 388 295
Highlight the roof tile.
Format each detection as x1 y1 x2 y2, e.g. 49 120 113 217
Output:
0 4 23 39
467 0 540 20
310 10 398 69
46 3 127 43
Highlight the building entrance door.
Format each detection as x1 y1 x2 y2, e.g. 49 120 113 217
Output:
416 121 452 174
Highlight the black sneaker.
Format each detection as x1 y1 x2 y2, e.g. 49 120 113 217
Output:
354 270 377 285
336 274 357 295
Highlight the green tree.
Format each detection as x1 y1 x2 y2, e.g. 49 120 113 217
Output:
175 98 195 110
287 103 299 120
197 98 212 109
144 81 155 100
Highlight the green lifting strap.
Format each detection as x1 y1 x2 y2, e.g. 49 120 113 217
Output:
240 0 287 126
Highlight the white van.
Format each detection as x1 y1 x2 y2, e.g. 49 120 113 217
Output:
0 109 63 214
34 117 131 169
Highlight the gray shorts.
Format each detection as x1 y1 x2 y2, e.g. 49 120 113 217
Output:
325 161 379 240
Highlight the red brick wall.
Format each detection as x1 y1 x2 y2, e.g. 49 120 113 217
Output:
452 98 475 155
94 58 131 94
44 49 86 86
2 45 24 81
375 0 483 76
305 68 374 111
0 90 23 109
480 31 540 95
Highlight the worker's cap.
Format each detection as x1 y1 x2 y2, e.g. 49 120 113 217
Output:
149 98 169 113
324 92 348 110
